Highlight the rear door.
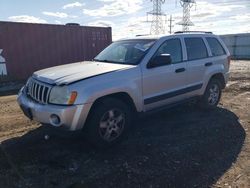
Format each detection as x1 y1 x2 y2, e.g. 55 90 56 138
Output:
184 37 210 97
205 37 229 73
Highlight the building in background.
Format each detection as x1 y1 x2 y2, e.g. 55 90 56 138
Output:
0 21 112 81
220 33 250 60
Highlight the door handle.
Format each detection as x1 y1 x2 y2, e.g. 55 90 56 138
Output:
175 68 186 73
205 62 213 67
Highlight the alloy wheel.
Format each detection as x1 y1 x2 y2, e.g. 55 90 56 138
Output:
98 108 125 142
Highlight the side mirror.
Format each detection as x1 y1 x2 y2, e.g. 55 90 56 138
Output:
147 54 172 68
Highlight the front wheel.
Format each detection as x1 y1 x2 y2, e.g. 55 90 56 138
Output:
85 98 131 148
199 79 222 109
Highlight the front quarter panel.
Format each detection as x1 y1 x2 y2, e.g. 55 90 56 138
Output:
68 66 143 112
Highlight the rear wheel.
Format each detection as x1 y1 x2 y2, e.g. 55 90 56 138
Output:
199 79 222 109
85 98 131 148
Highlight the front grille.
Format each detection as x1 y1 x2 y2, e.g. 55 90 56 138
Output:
27 78 52 104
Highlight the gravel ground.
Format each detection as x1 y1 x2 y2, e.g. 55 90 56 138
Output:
0 60 249 188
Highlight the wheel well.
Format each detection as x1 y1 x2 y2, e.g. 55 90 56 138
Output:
83 92 137 131
90 92 137 114
210 73 226 89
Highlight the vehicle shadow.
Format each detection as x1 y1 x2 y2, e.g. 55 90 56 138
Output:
0 105 245 188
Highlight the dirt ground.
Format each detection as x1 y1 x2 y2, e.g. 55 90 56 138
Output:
0 60 249 188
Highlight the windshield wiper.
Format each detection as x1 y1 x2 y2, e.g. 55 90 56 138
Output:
93 59 120 64
93 58 104 62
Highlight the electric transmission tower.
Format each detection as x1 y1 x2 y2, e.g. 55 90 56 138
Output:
147 0 166 35
179 0 196 31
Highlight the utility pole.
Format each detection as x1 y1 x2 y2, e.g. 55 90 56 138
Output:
168 15 174 34
178 0 196 31
147 0 166 35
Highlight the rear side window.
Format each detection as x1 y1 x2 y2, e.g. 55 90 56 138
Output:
206 37 226 56
185 38 208 61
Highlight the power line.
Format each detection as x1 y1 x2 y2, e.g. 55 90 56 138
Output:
68 0 248 26
67 0 248 34
161 0 248 19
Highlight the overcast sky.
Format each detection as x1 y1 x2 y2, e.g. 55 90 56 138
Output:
1 0 250 40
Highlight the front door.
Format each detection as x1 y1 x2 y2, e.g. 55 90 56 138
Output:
142 38 188 111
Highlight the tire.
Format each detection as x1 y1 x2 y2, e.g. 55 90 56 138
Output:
199 79 222 109
85 98 131 148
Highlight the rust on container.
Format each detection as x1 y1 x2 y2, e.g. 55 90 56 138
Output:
0 21 112 81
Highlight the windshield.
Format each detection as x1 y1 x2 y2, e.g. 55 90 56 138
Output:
94 39 156 65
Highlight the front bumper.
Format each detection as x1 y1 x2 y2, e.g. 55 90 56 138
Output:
17 88 92 131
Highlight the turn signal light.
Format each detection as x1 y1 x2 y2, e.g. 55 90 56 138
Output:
68 91 78 105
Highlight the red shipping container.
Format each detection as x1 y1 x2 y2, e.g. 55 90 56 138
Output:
0 21 112 81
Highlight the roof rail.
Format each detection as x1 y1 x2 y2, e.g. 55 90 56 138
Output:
136 34 151 37
65 23 80 26
174 31 213 34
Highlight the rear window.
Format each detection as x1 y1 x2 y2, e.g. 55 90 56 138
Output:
185 38 208 61
206 37 226 56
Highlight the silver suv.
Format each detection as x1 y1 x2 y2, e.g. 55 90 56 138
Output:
18 32 230 147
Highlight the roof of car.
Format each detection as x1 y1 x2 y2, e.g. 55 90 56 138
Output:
117 35 164 41
117 31 215 41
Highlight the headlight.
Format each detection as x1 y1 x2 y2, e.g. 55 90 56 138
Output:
49 86 77 105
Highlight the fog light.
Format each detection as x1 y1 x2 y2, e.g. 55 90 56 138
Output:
50 114 61 125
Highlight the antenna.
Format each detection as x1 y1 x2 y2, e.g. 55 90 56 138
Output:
147 0 166 35
178 0 196 31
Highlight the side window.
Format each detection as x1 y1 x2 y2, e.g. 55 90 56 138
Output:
185 38 208 61
206 37 226 56
155 38 182 64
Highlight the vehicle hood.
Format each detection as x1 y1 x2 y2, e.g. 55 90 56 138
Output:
33 61 135 85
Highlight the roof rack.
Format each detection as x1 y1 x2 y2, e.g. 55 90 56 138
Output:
135 34 151 37
174 31 213 34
